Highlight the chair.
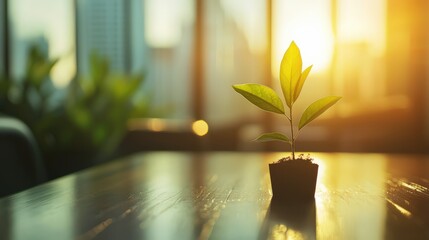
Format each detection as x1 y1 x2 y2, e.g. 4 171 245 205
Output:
0 116 47 198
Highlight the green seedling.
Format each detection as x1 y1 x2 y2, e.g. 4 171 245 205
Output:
233 41 341 160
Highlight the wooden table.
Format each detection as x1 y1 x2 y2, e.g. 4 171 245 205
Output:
1 152 429 239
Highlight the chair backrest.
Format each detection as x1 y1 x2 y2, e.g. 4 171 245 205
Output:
0 117 47 198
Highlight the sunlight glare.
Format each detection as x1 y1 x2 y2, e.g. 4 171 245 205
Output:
273 0 334 75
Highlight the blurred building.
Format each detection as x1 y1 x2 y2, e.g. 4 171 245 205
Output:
77 0 130 74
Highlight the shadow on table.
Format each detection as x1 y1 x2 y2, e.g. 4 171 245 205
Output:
260 198 316 239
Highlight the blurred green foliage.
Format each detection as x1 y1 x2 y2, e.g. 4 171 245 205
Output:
0 45 148 168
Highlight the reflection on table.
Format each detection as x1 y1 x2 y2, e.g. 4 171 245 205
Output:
0 152 429 239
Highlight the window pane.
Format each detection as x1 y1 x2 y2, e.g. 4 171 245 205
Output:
335 0 387 105
142 0 194 119
77 0 194 119
9 0 76 88
204 0 268 126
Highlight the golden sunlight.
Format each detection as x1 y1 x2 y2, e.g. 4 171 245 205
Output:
272 0 334 76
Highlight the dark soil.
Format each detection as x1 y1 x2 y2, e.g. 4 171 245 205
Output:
273 154 315 164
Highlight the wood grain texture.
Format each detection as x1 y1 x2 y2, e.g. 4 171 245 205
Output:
1 152 429 239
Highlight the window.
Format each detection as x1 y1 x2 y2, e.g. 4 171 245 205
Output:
1 0 428 153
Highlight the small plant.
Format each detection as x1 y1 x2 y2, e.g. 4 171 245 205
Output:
233 41 341 160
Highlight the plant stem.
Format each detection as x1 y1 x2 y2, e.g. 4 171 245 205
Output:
289 106 295 160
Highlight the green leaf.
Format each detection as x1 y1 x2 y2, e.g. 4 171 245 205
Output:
299 96 341 130
293 65 312 101
255 132 290 143
280 41 302 107
232 84 285 114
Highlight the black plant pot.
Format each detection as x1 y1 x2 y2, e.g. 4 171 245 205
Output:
269 160 318 202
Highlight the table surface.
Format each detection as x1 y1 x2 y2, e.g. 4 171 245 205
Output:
1 152 429 240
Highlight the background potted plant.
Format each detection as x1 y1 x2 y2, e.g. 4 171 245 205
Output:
0 45 149 179
232 41 341 201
